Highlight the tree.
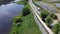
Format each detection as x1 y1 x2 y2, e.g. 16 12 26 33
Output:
25 0 28 2
17 0 28 5
41 10 49 21
50 14 57 19
54 22 60 34
22 0 28 5
15 17 22 23
16 23 21 27
22 0 28 2
46 17 53 26
22 5 30 16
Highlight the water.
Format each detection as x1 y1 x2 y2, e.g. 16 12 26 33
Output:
0 0 24 34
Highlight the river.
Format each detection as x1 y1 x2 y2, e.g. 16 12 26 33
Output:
0 0 24 34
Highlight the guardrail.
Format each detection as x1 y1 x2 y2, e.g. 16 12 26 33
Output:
29 1 54 34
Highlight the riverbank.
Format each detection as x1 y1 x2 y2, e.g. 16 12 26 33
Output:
10 2 42 34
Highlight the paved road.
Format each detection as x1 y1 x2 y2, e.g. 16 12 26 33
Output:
35 2 58 13
29 0 48 34
33 12 48 34
29 0 54 34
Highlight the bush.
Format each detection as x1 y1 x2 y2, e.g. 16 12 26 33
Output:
22 4 30 16
16 23 21 27
53 22 60 34
22 0 28 2
14 17 22 23
13 31 18 34
46 17 53 26
22 0 28 5
50 14 58 19
41 10 49 21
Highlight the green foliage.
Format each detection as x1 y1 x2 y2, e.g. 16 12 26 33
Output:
17 1 26 5
33 0 42 1
22 4 30 16
12 31 18 34
41 10 49 21
46 17 53 26
53 22 60 34
50 14 57 19
14 17 22 23
17 0 28 5
22 0 28 5
10 10 42 34
22 0 28 2
0 0 14 5
10 4 42 34
13 17 22 27
16 23 21 27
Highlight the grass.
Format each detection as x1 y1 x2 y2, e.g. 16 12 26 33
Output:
10 3 42 34
10 12 42 34
33 0 41 1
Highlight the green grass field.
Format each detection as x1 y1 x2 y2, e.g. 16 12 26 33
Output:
33 0 41 1
10 13 42 34
10 3 42 34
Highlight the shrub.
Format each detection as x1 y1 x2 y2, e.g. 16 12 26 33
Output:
41 10 49 21
22 0 28 2
22 0 28 5
50 14 58 19
46 17 53 26
22 4 30 16
14 17 22 23
16 23 21 27
53 22 60 34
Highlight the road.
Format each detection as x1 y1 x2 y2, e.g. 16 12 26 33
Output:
29 0 54 34
35 2 58 13
29 0 47 34
33 12 48 34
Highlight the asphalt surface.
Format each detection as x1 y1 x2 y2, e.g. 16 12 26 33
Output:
29 0 48 34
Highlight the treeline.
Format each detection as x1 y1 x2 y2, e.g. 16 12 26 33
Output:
0 0 14 5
